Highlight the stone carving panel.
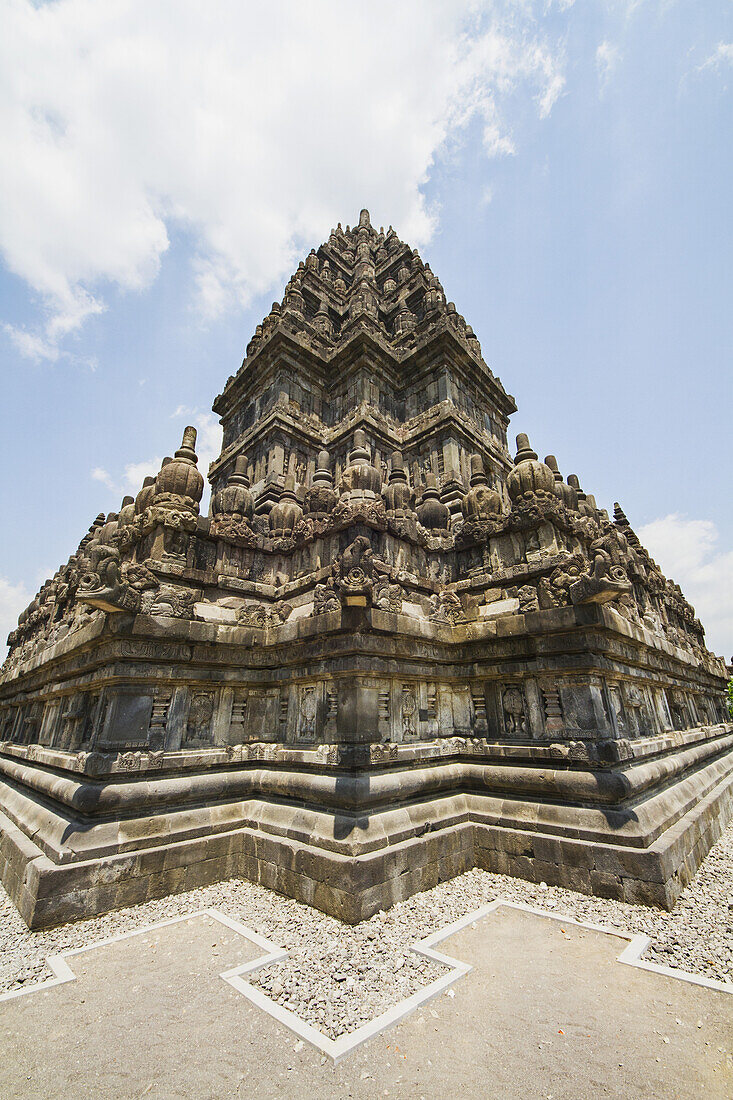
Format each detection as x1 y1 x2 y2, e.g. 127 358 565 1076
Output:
298 685 318 740
401 685 417 740
502 686 527 736
185 692 215 747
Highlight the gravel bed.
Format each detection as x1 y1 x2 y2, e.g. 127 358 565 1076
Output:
1 820 731 1040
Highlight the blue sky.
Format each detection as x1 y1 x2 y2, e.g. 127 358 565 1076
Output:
1 0 731 657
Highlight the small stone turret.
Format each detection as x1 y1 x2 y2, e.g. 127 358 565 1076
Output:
282 274 305 318
117 496 135 526
269 476 302 537
79 513 106 552
349 278 378 322
339 430 382 502
304 450 338 517
507 435 554 502
212 455 254 522
461 455 502 521
545 455 578 510
154 427 204 513
567 474 592 517
262 301 281 339
614 502 642 548
98 512 119 543
417 474 450 530
393 301 417 337
313 299 333 339
382 451 413 513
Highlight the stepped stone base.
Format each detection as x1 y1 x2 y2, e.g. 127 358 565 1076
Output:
1 725 731 929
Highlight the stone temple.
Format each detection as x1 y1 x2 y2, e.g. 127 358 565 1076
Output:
1 210 731 929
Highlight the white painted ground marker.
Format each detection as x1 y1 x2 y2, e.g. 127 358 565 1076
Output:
0 900 729 1065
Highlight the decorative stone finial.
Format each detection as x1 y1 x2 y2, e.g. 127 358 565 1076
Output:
390 451 407 480
465 325 481 353
545 455 577 509
612 503 641 547
212 454 253 521
134 477 156 514
567 474 585 499
462 454 501 521
283 280 305 317
417 473 450 530
394 301 416 337
155 429 204 511
118 495 135 526
313 450 332 484
304 449 337 517
232 455 250 485
567 474 594 517
351 430 370 463
383 450 412 513
175 427 198 464
269 475 303 536
339 430 382 500
470 454 487 485
314 299 333 339
506 435 554 502
514 434 538 463
359 209 370 228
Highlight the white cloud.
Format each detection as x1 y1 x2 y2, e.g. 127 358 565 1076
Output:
596 40 621 90
121 459 163 495
90 409 221 507
91 466 117 492
607 0 647 17
0 0 566 358
91 457 162 502
698 42 733 73
638 513 733 661
3 323 59 363
0 576 31 653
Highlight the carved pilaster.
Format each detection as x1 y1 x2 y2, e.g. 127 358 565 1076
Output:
148 688 172 750
471 686 488 735
542 685 564 737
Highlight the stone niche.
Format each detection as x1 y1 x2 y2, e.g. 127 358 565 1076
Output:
558 680 612 739
0 208 731 929
100 692 155 749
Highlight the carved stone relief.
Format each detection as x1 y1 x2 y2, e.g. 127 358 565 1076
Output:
298 685 318 740
401 685 417 740
185 692 215 746
502 686 526 736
